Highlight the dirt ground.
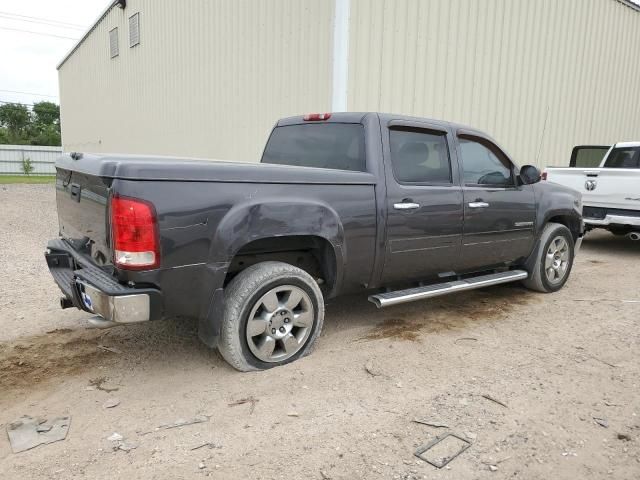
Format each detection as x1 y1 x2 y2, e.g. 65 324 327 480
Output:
1 184 639 480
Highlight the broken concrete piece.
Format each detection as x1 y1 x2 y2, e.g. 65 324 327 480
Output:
107 432 123 442
103 398 120 409
7 416 70 453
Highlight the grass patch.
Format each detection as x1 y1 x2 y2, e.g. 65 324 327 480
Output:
0 175 56 184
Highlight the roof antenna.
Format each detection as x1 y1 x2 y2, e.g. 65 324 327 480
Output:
535 106 550 166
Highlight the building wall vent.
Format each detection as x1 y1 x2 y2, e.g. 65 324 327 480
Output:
129 13 140 47
109 27 119 58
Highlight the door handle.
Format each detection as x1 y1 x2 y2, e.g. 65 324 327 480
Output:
468 201 490 208
393 202 420 210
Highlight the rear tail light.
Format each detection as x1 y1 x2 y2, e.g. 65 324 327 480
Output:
541 170 548 180
110 195 160 270
303 113 332 121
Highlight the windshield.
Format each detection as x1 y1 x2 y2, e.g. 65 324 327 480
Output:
603 146 640 168
261 123 366 172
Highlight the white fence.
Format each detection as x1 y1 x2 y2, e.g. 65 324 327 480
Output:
0 144 61 175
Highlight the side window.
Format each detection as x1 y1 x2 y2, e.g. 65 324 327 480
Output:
389 128 452 184
459 137 514 186
603 147 640 168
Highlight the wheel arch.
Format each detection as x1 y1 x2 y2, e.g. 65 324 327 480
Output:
209 199 345 296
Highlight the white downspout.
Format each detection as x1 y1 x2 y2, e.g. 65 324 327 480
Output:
332 0 350 112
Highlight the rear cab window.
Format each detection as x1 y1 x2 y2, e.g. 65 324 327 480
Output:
261 123 366 172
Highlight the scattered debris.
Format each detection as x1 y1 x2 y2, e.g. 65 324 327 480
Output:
589 356 619 368
88 376 119 393
489 465 498 472
7 416 71 453
190 441 222 451
320 470 331 479
107 432 137 452
414 433 472 468
617 433 632 441
412 419 449 428
454 337 478 345
46 328 72 334
604 401 621 407
465 431 477 440
228 396 259 414
287 412 300 417
107 432 123 442
103 398 120 409
364 359 383 377
141 415 209 435
481 394 508 408
97 345 122 354
117 441 138 452
482 456 512 466
198 462 206 469
593 417 609 428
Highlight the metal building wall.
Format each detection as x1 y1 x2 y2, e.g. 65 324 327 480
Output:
348 0 640 167
58 0 334 161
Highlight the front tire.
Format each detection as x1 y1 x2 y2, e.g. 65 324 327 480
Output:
218 261 325 372
523 222 575 293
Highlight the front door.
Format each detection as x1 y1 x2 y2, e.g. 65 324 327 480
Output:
456 133 536 271
381 122 464 284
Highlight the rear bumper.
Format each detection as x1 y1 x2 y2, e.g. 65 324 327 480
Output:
45 238 163 323
585 214 640 228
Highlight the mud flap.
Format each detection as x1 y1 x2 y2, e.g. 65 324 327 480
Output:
198 288 225 349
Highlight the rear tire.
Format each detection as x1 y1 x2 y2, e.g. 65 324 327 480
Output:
218 261 324 372
523 222 574 293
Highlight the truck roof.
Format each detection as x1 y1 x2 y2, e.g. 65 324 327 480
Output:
614 141 640 148
277 112 474 132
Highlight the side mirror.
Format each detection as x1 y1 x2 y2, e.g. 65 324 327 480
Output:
519 165 541 185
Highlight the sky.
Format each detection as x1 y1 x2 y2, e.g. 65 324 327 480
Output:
0 0 108 107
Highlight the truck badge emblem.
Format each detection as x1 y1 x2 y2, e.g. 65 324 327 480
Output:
585 180 597 191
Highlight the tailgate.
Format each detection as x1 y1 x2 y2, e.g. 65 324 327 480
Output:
545 168 640 210
56 164 112 265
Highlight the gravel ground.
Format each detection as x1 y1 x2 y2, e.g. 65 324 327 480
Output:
0 184 639 480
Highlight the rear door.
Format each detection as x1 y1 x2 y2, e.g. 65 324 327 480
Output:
380 120 464 284
455 132 536 271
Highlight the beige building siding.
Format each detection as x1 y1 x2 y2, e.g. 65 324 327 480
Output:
348 0 640 167
59 0 640 167
59 0 334 160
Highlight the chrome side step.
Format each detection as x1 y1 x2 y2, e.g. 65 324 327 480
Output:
368 270 528 308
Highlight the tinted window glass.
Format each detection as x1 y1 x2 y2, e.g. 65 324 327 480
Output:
262 124 366 172
459 138 513 186
603 147 640 169
389 128 452 183
571 146 609 168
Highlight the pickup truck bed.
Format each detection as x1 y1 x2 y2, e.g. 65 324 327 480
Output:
46 112 583 371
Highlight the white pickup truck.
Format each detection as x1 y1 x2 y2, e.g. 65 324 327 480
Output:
543 142 640 240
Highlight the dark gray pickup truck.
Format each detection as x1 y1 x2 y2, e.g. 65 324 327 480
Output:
46 112 583 371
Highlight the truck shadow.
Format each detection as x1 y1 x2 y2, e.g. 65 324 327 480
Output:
581 231 639 257
325 283 536 342
1 284 536 396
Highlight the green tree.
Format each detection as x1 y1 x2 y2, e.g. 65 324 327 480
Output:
0 101 62 146
29 101 61 146
0 103 31 144
32 101 60 128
